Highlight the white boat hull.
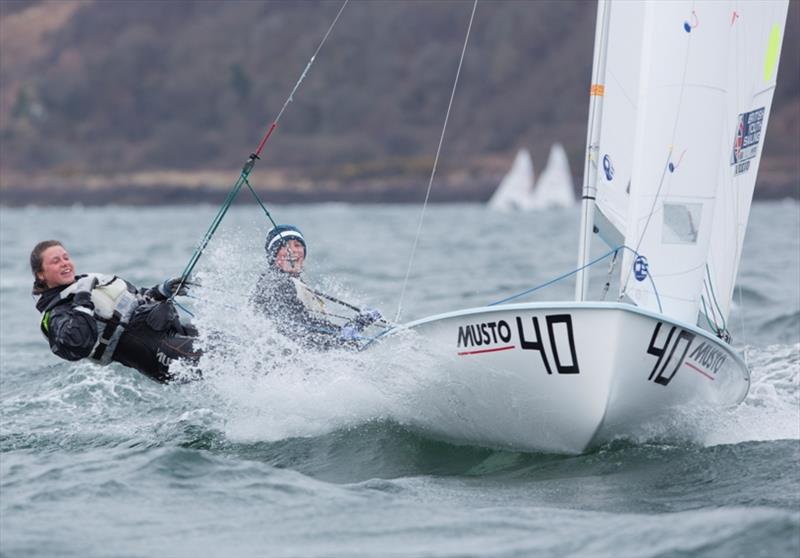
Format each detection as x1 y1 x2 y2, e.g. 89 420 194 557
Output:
374 302 749 454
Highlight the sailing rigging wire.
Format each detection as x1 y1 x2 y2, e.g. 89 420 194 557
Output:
394 0 478 323
704 264 728 333
601 249 619 300
488 245 662 311
174 0 349 293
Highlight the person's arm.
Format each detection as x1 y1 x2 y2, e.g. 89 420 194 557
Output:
45 298 99 361
142 277 191 301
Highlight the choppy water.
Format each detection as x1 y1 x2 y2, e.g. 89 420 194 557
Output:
1 202 798 558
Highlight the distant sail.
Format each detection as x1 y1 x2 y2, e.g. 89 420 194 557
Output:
487 149 534 211
530 143 576 209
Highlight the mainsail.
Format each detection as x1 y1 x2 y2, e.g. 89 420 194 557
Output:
487 148 535 210
589 0 788 328
703 0 789 335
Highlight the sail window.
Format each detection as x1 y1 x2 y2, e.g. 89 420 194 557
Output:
662 203 702 244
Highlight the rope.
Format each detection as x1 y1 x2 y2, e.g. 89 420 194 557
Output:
174 0 349 293
600 248 619 300
704 264 727 332
488 245 662 312
244 177 278 226
394 0 478 323
489 247 620 306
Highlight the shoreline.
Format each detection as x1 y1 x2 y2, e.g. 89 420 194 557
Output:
1 164 797 206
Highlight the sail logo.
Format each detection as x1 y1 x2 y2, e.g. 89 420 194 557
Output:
731 107 765 175
633 256 649 281
603 154 614 181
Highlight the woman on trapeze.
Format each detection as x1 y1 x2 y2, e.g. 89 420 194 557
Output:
30 240 200 383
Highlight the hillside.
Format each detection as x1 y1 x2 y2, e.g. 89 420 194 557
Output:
1 0 798 204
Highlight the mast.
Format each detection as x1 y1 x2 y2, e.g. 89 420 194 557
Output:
575 0 612 301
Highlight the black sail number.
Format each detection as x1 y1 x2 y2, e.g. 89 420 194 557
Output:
516 314 580 375
646 322 695 386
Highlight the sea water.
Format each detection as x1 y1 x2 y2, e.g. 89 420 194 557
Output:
1 202 798 558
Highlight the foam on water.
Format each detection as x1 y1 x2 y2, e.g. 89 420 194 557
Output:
173 234 431 444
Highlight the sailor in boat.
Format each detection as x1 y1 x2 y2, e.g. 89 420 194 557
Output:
250 225 382 349
31 240 201 383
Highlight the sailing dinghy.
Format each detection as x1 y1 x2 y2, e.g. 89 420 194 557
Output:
487 148 535 210
377 0 789 454
529 143 576 210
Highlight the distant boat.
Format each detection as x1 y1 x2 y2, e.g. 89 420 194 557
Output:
487 148 534 211
488 144 575 211
529 143 576 209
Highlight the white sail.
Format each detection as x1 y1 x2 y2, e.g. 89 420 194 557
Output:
487 148 535 211
618 1 735 324
530 143 576 209
702 1 789 334
593 0 645 247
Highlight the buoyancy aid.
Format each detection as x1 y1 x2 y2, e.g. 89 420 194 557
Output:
291 277 329 317
40 273 143 365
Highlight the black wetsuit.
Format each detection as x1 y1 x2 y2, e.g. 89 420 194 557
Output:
36 277 200 383
250 270 355 350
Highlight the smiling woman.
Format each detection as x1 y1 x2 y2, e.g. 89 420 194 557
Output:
30 240 75 293
29 239 202 383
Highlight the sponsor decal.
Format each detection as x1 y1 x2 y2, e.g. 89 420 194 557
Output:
603 154 615 181
457 320 514 355
684 341 727 380
730 107 765 175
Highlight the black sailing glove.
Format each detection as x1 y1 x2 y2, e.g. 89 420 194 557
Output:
148 277 193 301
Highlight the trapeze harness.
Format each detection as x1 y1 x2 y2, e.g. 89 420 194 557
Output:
39 273 140 365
